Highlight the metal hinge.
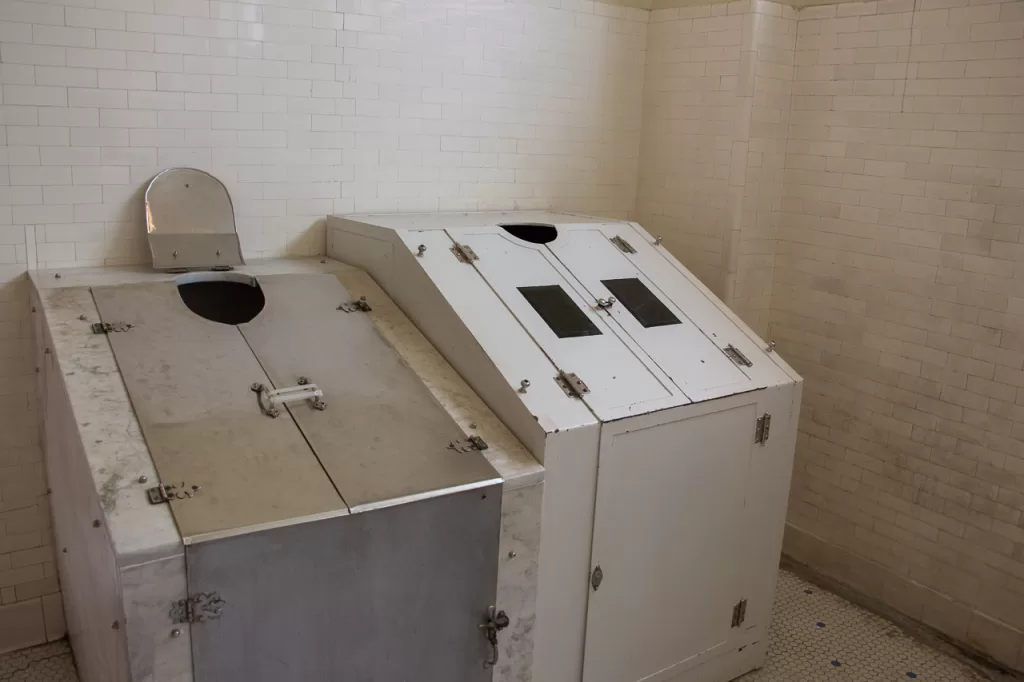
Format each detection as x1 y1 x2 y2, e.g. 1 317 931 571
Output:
609 235 636 254
554 370 590 399
731 599 747 628
147 482 201 505
337 296 372 313
450 243 479 263
723 344 753 367
754 413 771 445
448 435 489 453
170 592 225 624
91 321 134 334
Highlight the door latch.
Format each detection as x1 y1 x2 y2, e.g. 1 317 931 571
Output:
479 605 510 668
252 378 326 418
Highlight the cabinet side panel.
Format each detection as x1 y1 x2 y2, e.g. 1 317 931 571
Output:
532 425 601 682
42 321 130 682
494 482 543 682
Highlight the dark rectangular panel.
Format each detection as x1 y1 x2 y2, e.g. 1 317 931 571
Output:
187 485 502 682
518 284 602 339
601 278 681 328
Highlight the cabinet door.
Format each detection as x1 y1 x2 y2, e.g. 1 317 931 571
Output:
582 400 756 682
546 224 753 403
450 227 683 421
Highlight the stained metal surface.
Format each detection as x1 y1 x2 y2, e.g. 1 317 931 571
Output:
186 485 502 682
91 282 346 542
145 168 243 270
238 274 501 511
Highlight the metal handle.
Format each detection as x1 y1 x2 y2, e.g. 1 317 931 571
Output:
251 380 326 418
479 605 510 668
596 297 616 310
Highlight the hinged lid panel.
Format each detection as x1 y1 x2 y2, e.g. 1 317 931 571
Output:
237 274 500 512
617 223 792 390
547 224 754 403
448 228 679 420
91 282 345 543
395 229 597 435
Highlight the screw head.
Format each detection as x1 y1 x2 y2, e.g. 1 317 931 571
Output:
171 628 182 638
138 475 148 484
79 314 87 321
469 422 478 429
54 273 61 279
112 620 120 630
508 551 517 559
92 519 101 528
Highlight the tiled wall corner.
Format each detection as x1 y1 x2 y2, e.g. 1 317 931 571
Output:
634 0 794 337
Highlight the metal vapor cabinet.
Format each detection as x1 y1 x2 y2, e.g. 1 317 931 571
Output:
328 211 803 682
37 171 512 682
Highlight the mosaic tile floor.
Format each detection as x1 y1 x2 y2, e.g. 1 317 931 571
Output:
0 570 1005 682
0 641 77 682
740 570 997 682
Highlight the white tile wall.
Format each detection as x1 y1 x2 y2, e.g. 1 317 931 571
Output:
777 0 1024 671
634 0 797 336
0 0 649 652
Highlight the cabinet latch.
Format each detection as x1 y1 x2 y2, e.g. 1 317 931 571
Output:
479 605 510 668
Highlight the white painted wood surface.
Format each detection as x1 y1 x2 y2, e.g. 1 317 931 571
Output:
582 402 756 682
330 212 802 682
546 224 753 403
453 227 676 419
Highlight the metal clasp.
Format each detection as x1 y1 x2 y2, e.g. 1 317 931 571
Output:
337 296 371 313
147 482 201 505
251 379 326 418
595 297 616 311
92 321 134 334
448 436 489 453
479 605 509 668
